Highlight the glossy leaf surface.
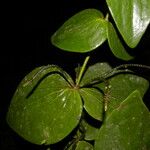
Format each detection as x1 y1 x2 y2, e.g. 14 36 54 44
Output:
97 74 149 116
94 90 150 150
107 22 133 60
80 88 103 121
7 66 82 145
51 9 108 52
107 0 150 48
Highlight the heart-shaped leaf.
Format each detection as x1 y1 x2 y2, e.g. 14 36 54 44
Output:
106 0 150 48
97 74 149 116
79 88 103 121
94 90 150 150
51 9 108 53
7 66 82 145
107 22 133 60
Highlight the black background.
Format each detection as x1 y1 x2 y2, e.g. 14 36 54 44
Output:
1 0 150 149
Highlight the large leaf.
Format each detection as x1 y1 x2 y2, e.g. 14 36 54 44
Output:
7 66 82 145
97 74 149 116
107 22 133 60
79 88 103 121
80 62 112 86
51 9 108 53
106 0 150 48
94 90 150 150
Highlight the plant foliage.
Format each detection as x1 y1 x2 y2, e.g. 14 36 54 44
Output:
7 0 150 149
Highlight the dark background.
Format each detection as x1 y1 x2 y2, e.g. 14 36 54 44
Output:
1 0 150 149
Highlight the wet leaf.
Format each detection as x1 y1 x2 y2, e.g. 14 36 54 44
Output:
51 9 108 53
94 90 150 150
7 66 82 145
106 0 150 48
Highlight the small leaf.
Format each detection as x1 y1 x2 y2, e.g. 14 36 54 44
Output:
81 120 99 141
107 22 133 60
80 88 103 121
80 62 112 86
51 9 108 53
97 74 149 116
106 0 150 48
94 90 150 150
7 66 82 145
75 141 93 150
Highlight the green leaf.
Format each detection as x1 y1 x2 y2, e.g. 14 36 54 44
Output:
107 22 133 60
51 9 108 53
79 88 103 121
81 120 99 141
80 62 112 86
67 140 93 150
75 141 93 150
106 0 150 48
97 74 149 116
94 90 150 150
7 66 82 145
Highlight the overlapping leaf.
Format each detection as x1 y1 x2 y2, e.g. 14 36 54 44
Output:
7 66 82 145
107 0 150 48
97 73 149 116
81 120 99 141
67 140 93 150
79 88 103 121
80 62 112 86
51 9 108 52
107 22 133 60
75 141 93 150
94 90 150 150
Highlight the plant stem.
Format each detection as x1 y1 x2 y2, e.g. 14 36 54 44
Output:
76 56 90 86
105 13 109 21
